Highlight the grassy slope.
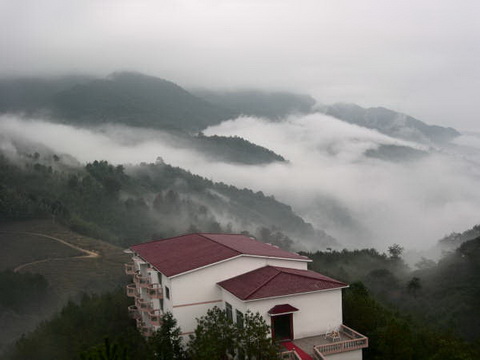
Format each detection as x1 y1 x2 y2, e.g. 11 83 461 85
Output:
0 220 129 354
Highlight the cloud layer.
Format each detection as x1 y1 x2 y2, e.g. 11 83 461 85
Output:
2 113 480 251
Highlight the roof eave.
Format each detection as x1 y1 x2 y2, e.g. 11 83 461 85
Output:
219 285 349 303
169 253 310 278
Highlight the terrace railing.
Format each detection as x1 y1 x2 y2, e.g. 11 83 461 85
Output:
136 298 153 312
134 272 150 288
148 309 163 326
313 325 368 357
124 263 135 275
128 305 140 319
148 283 163 299
126 284 138 297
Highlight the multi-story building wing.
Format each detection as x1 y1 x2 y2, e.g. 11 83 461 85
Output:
125 233 368 359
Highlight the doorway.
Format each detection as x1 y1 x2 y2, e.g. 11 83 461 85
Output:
271 314 293 341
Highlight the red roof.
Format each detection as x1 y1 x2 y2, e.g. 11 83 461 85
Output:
217 266 347 300
268 304 299 315
130 233 310 277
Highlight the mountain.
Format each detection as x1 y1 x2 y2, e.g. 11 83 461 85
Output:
322 103 460 145
192 89 316 119
189 134 286 164
364 144 428 162
49 72 236 132
0 75 92 114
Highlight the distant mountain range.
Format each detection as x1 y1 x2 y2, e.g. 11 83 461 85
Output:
192 89 316 120
321 103 460 145
0 71 462 164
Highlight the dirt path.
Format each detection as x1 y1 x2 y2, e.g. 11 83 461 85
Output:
0 231 100 272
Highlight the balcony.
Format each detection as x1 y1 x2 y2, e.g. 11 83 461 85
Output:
134 272 150 288
136 319 154 337
148 310 163 326
291 325 368 359
147 284 163 299
136 298 153 312
124 263 135 275
128 305 140 319
126 284 138 297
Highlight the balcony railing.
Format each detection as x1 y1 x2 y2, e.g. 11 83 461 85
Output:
147 284 163 299
148 310 163 326
126 284 138 297
313 325 368 358
128 305 140 319
134 272 150 288
124 263 135 275
136 319 154 337
136 298 153 312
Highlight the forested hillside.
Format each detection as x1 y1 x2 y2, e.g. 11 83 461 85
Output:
0 147 332 249
304 236 480 342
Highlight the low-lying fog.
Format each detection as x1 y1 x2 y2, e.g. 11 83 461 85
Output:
2 113 480 250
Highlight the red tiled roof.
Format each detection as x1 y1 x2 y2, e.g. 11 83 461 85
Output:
130 233 310 277
217 266 347 300
268 304 299 315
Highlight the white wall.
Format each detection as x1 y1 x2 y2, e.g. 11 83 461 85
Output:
325 349 363 360
171 256 308 305
220 288 344 339
169 255 308 334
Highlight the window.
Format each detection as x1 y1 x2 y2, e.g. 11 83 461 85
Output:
236 310 244 328
225 302 233 322
165 286 170 300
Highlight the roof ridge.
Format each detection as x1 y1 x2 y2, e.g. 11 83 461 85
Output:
243 266 281 300
131 233 190 247
197 233 242 255
275 266 346 285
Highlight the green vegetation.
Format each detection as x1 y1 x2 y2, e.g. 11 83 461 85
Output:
0 221 129 355
4 293 278 360
192 134 285 164
189 307 278 360
0 152 323 248
0 231 81 271
148 312 185 360
0 270 48 312
4 289 149 360
305 237 480 357
365 144 428 162
344 282 480 360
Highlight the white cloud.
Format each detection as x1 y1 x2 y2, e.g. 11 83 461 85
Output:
2 113 479 251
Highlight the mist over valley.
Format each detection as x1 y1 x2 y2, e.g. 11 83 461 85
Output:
1 72 479 252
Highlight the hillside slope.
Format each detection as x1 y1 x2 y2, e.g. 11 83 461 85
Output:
0 220 128 355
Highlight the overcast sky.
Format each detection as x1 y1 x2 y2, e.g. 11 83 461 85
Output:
1 0 479 130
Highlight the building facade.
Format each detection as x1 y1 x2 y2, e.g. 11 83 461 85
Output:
125 233 368 359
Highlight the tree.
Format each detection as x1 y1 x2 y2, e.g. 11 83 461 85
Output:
388 244 404 260
80 338 128 360
148 312 185 360
240 311 279 360
188 307 236 360
188 307 279 360
407 277 421 298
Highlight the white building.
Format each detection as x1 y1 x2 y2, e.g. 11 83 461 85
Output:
125 233 368 359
